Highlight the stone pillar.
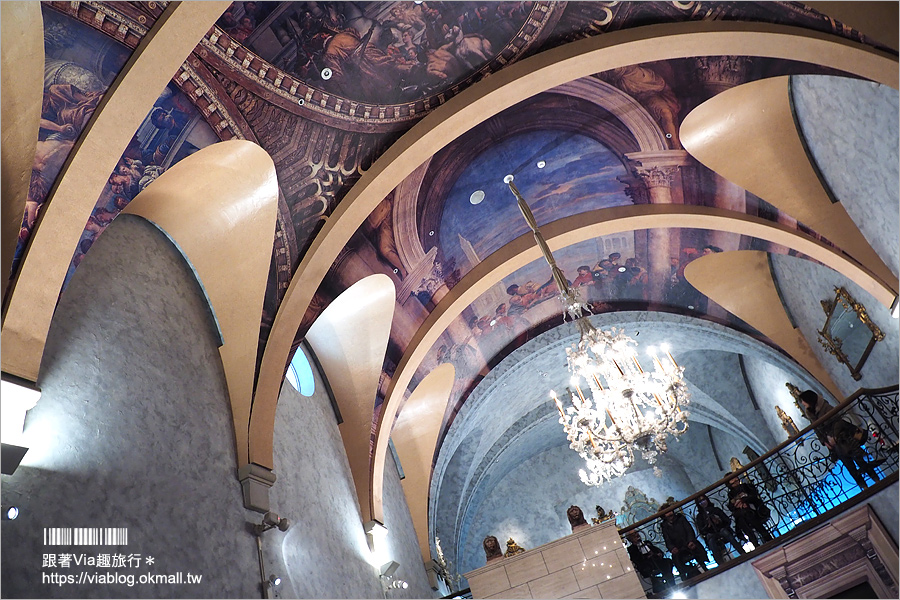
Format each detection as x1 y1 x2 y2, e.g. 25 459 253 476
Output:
625 151 690 303
238 463 276 513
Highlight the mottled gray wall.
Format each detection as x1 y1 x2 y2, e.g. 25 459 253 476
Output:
432 311 821 575
792 75 899 278
1 216 259 598
0 215 432 600
771 254 899 397
458 442 697 577
741 356 826 445
264 373 434 599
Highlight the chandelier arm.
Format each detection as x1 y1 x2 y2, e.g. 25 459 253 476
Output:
507 178 690 486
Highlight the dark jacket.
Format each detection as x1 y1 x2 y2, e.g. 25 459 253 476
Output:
695 504 732 536
727 481 770 520
661 512 698 551
627 540 666 577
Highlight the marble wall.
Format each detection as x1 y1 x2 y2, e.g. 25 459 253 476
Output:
264 376 433 599
791 75 899 279
459 441 696 577
1 216 259 598
771 253 899 397
0 215 433 599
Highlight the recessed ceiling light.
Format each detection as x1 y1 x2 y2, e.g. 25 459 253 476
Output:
428 230 435 236
470 190 485 205
321 67 333 80
536 160 546 169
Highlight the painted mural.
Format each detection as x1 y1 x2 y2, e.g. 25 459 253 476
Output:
64 83 220 286
7 2 886 447
11 5 133 282
438 130 632 277
216 1 538 105
413 230 733 434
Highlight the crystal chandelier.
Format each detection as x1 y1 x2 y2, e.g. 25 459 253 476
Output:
505 176 690 486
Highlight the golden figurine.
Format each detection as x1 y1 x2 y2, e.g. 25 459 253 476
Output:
729 456 743 473
776 405 800 438
505 538 526 557
786 382 803 413
591 505 615 524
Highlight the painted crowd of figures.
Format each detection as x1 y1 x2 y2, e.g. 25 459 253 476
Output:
218 1 533 104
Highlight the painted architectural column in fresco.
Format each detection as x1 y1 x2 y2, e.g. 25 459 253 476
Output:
694 56 753 97
626 150 690 302
692 55 751 275
331 243 427 351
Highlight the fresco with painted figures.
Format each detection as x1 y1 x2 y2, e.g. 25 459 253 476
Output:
10 5 133 284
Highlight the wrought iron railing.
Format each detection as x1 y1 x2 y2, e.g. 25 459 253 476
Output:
619 385 898 587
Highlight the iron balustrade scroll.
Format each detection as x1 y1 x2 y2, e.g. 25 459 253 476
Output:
618 385 898 585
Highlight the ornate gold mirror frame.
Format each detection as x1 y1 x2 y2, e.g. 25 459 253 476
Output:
817 287 885 380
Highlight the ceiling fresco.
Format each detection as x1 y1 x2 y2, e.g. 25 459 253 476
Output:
11 4 134 281
215 1 552 106
7 1 891 459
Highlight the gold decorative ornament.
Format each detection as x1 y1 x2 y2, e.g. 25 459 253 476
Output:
505 538 526 557
776 405 799 438
591 505 616 525
817 287 884 380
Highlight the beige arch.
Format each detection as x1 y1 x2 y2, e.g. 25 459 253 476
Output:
390 363 455 561
1 2 43 285
680 75 898 291
369 204 896 523
684 250 841 398
1 1 230 383
123 140 278 467
251 21 898 507
306 274 396 522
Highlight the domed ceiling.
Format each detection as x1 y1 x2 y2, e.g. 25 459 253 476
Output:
4 0 898 584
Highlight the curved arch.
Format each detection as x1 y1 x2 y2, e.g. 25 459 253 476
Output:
1 1 43 285
554 77 670 152
680 75 898 290
685 250 841 397
0 1 231 383
391 362 456 561
251 21 898 506
123 140 278 467
305 274 396 523
371 204 896 523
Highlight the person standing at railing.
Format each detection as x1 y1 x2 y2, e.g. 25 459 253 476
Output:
624 530 676 591
726 476 773 548
799 390 885 490
659 503 709 580
694 494 746 564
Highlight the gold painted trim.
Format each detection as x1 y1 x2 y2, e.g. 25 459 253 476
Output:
1 1 231 383
1 2 44 287
123 140 278 468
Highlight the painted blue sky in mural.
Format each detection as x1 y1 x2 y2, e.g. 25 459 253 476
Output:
439 130 630 272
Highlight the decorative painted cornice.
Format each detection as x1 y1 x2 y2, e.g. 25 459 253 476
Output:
194 2 561 133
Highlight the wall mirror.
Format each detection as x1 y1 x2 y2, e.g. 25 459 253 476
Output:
817 287 884 380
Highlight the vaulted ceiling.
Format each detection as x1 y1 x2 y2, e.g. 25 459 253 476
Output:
2 0 898 579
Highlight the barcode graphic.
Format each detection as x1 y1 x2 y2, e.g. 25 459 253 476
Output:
43 528 127 546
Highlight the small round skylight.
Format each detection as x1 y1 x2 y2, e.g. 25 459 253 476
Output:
469 190 485 205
